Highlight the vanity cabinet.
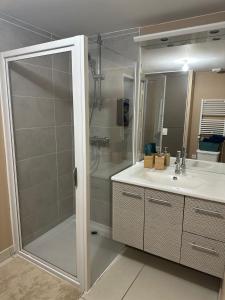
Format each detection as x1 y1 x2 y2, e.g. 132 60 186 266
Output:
144 189 184 263
112 182 144 250
112 181 225 278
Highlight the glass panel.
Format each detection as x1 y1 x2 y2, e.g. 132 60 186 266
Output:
8 51 76 276
88 32 138 284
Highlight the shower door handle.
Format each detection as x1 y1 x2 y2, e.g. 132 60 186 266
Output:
73 168 78 187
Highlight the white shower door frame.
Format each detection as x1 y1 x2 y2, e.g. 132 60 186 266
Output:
0 36 90 291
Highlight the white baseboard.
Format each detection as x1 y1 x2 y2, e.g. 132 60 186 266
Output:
91 221 111 239
0 246 14 264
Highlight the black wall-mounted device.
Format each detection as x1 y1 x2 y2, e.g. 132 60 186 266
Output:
117 98 129 127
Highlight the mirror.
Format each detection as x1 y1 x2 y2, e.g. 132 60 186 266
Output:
139 30 225 169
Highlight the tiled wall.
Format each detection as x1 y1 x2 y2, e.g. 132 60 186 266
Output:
0 14 138 245
0 16 56 252
9 53 74 245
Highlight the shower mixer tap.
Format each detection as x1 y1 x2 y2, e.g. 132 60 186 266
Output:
90 136 110 147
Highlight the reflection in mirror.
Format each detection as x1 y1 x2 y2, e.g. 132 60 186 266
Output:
142 72 189 156
139 33 225 168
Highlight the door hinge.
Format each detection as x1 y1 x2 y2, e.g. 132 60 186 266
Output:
73 167 78 187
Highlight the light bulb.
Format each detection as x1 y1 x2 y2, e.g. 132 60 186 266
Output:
182 62 189 72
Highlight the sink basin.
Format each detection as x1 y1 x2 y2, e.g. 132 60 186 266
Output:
187 160 212 169
146 173 204 189
134 168 206 190
111 161 225 203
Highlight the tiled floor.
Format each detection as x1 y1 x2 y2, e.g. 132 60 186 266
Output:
80 247 220 300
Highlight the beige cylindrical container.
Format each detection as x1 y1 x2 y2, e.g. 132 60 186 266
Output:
144 155 154 168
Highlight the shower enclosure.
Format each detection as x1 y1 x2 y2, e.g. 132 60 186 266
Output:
0 36 90 290
0 30 138 291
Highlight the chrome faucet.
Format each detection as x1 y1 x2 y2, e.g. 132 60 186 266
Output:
175 148 186 175
175 150 181 174
181 146 186 174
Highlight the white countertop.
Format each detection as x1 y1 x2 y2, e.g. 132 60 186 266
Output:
111 161 225 204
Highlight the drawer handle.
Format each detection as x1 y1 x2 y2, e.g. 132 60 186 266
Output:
190 242 218 256
122 191 142 199
148 197 171 206
194 207 223 218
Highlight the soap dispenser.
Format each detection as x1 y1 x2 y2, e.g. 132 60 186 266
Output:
164 147 171 167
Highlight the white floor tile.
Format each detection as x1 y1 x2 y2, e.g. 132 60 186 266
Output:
123 252 220 300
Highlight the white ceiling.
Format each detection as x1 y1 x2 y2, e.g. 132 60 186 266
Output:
0 0 225 37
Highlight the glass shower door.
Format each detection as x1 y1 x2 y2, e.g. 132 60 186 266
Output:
9 51 76 275
0 37 89 290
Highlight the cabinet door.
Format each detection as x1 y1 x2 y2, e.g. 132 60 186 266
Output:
112 182 144 250
144 189 184 262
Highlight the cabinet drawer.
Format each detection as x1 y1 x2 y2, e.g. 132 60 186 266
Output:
184 197 225 242
181 232 225 278
144 189 184 263
112 182 144 250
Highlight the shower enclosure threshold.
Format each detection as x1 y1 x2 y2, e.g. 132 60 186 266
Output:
24 215 123 283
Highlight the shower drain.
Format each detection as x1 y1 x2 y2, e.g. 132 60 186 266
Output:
91 231 98 235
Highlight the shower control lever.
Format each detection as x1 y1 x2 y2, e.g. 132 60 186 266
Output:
73 168 78 187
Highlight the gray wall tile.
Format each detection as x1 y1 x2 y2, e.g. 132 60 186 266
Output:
19 179 57 219
55 99 73 125
53 69 72 99
36 202 58 234
58 173 74 200
91 198 111 227
59 195 74 220
15 127 56 160
57 150 73 176
12 96 55 129
20 215 38 245
0 19 49 53
9 61 53 98
17 154 57 189
20 55 52 69
56 125 73 151
53 52 71 73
